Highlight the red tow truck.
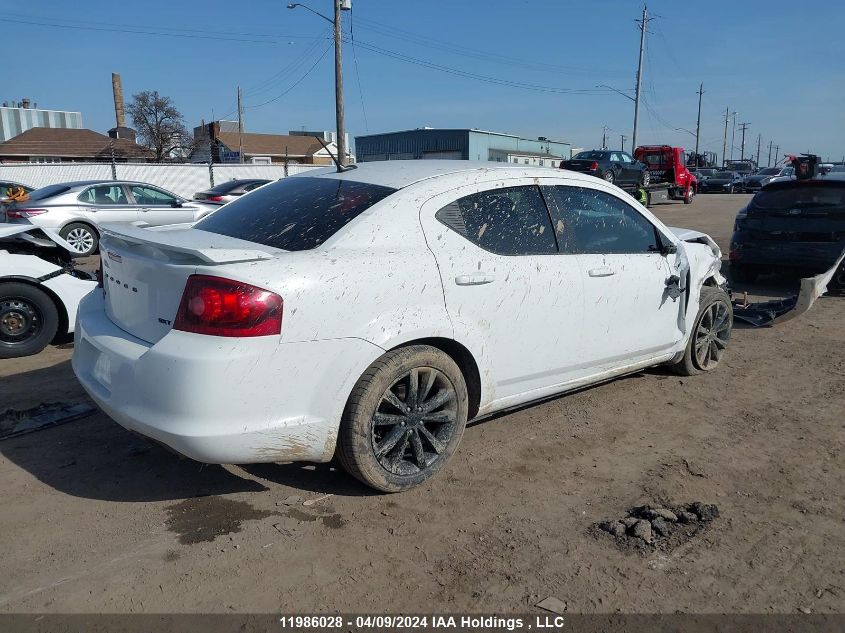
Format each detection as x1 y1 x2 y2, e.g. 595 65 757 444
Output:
629 145 698 206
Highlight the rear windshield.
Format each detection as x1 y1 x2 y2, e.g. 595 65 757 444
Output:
751 184 845 209
715 172 734 178
26 184 71 200
639 153 666 167
195 176 397 251
573 151 606 160
758 168 781 176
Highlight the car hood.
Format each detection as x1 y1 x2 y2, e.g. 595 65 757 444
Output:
668 226 722 259
0 223 78 252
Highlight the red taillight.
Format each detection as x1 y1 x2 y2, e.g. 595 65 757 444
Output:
173 275 283 337
590 161 599 171
207 195 225 202
6 208 47 219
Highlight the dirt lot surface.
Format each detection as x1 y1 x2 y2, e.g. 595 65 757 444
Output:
1 194 843 614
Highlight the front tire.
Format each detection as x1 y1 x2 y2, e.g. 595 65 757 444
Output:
683 186 695 204
60 222 99 256
336 345 469 492
669 286 732 376
0 283 59 359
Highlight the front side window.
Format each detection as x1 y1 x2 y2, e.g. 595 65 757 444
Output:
79 185 126 205
130 185 177 205
196 176 396 251
436 185 557 256
546 186 661 254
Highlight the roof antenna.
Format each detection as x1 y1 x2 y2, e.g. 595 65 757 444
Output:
313 134 356 173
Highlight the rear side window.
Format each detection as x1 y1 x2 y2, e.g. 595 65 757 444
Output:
547 186 661 254
79 185 127 205
436 185 557 255
195 176 397 251
27 184 70 200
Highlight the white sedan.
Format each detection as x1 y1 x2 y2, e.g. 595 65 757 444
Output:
72 161 732 492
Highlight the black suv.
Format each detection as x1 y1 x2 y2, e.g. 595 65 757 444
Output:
730 175 845 284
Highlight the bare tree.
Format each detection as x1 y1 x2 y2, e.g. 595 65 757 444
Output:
127 91 192 162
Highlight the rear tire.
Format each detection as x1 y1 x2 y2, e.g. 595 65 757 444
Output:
641 171 651 187
60 222 99 256
668 286 732 376
336 345 469 492
602 171 615 184
0 283 59 359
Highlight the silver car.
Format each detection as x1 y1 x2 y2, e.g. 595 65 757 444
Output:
193 178 271 206
1 180 217 256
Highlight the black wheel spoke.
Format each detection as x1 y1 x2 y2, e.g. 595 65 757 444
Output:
373 413 405 426
410 431 426 468
418 425 445 454
420 369 437 402
408 368 419 406
389 431 411 470
421 389 454 413
422 411 453 423
382 389 408 414
375 425 405 458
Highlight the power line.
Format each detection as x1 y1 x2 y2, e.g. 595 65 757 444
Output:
349 5 370 133
348 38 619 96
245 42 333 109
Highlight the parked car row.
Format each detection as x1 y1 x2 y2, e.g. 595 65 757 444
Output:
0 179 270 255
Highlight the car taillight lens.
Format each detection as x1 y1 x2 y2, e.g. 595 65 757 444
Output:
173 275 283 337
207 195 224 202
6 208 47 219
590 161 599 170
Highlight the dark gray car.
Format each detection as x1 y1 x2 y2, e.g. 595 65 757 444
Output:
193 179 271 206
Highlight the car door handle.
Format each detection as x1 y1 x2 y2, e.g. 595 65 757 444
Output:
455 272 495 286
139 207 150 212
588 266 616 277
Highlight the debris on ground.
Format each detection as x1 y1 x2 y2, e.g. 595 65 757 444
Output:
535 596 568 614
0 402 96 440
595 502 720 552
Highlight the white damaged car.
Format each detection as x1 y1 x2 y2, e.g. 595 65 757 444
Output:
1 225 96 358
72 161 731 492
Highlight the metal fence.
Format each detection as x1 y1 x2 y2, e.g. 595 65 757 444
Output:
0 162 325 199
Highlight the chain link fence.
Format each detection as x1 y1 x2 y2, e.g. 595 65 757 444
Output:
0 162 325 199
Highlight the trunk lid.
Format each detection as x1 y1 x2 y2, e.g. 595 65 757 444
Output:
99 225 278 343
561 159 597 173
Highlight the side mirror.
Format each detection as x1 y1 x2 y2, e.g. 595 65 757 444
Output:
661 244 678 256
171 200 183 208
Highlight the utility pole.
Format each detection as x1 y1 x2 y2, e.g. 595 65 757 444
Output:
237 86 244 164
756 134 761 166
722 107 730 167
334 0 347 166
601 125 608 149
632 5 650 151
767 140 773 167
694 83 704 167
730 113 737 161
774 145 780 164
739 122 750 161
621 135 627 152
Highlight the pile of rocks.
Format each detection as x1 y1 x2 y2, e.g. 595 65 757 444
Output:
597 502 719 546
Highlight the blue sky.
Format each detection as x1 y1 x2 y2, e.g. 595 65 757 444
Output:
6 0 845 162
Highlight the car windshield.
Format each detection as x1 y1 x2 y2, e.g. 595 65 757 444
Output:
758 168 781 176
573 151 606 160
195 176 397 251
715 172 734 178
25 184 71 200
751 183 845 209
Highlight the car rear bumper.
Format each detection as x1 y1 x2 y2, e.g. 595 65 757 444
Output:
730 233 845 270
72 291 383 464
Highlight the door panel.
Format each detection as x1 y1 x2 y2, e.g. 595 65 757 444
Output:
77 184 139 225
128 185 194 226
420 182 586 401
545 184 683 367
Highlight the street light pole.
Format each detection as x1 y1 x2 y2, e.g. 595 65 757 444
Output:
632 5 650 151
288 1 350 168
694 83 704 167
333 0 347 166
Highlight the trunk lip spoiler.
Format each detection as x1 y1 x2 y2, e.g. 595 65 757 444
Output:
100 224 279 264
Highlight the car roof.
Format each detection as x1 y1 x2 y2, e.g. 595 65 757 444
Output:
37 180 177 189
295 160 589 190
762 176 845 190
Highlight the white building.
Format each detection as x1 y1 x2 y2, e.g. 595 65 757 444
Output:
0 98 83 143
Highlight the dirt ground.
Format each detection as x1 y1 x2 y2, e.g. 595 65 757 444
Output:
1 193 843 614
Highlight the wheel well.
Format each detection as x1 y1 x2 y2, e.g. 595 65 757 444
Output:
60 221 99 237
0 278 69 342
389 337 482 420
